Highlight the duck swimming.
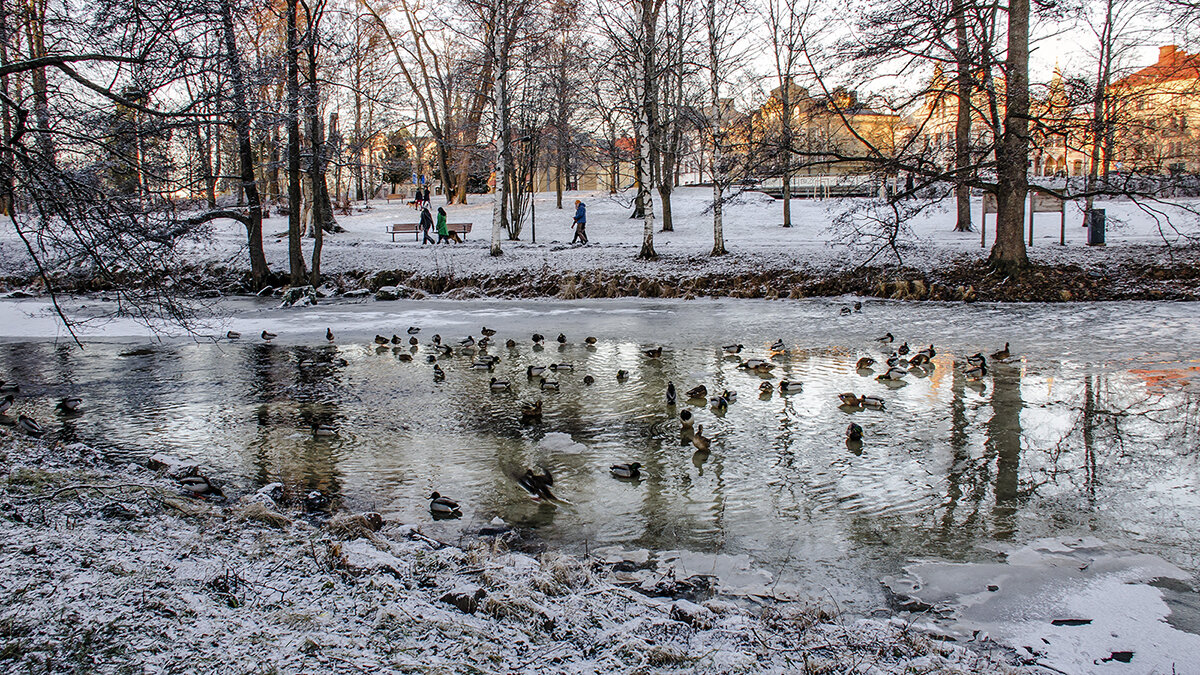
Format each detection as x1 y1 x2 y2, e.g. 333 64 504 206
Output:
691 425 712 452
769 339 786 353
991 342 1011 360
481 327 497 337
583 375 595 385
846 422 863 442
490 377 512 391
585 336 597 345
527 365 547 378
666 382 677 405
517 468 555 500
408 326 421 334
778 380 801 393
261 330 277 341
326 328 335 343
56 397 82 413
540 378 560 391
964 359 988 380
616 370 630 382
0 394 13 415
686 384 708 399
429 492 461 515
723 344 744 354
557 333 567 344
610 462 642 479
876 332 894 343
532 333 545 345
374 335 389 345
856 357 876 370
877 366 907 381
17 414 43 436
643 346 663 358
226 331 241 340
506 339 517 349
520 400 543 421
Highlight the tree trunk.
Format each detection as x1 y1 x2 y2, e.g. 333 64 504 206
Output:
220 0 269 289
0 0 11 215
1083 0 1114 225
780 86 792 227
953 0 973 232
635 0 657 259
989 0 1030 271
489 0 508 257
286 0 306 284
24 0 53 167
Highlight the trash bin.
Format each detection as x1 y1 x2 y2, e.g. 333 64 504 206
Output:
1087 209 1105 246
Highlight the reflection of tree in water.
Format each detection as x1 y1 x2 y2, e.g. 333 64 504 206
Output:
987 362 1023 540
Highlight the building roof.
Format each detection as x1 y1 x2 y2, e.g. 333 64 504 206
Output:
1113 45 1200 87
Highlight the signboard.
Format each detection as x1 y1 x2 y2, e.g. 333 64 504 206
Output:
1027 190 1066 246
980 192 998 248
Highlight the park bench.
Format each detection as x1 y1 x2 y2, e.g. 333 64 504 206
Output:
386 222 473 242
385 193 407 203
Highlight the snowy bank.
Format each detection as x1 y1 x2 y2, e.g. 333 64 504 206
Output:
0 434 1037 674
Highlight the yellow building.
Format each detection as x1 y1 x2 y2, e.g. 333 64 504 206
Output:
1109 45 1200 174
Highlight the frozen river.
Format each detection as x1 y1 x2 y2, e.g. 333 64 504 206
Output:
2 296 1199 652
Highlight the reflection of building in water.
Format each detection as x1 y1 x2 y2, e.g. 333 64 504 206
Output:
1128 365 1200 393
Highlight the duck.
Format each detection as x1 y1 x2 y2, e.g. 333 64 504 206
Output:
966 352 986 366
433 364 445 380
438 345 454 357
397 353 413 362
964 359 988 380
374 335 389 345
686 384 708 399
691 425 711 452
56 397 82 413
723 390 738 402
520 400 543 421
540 378 560 391
410 336 420 346
431 334 442 346
853 301 863 311
326 328 335 343
557 333 567 344
877 367 907 381
179 474 224 499
459 335 476 347
506 339 517 349
743 360 776 373
616 370 630 382
550 363 573 371
527 365 547 378
610 462 642 479
643 346 663 358
679 409 695 430
838 392 861 406
427 354 438 364
313 423 338 437
226 330 241 340
261 330 277 342
917 344 936 359
876 332 894 343
489 377 511 391
0 394 13 414
408 326 421 334
908 353 930 367
0 381 17 393
709 394 728 411
666 381 677 404
759 381 774 394
532 333 545 345
517 468 555 500
840 306 852 315
846 422 863 442
17 414 43 436
481 327 497 337
472 360 496 370
478 336 492 348
897 342 910 356
429 492 461 515
991 342 1011 360
583 375 595 385
585 336 598 345
856 357 876 369
722 344 744 354
778 380 802 393
769 339 786 353
859 394 885 409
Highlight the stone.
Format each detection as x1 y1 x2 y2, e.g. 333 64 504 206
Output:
440 585 487 614
670 599 715 629
344 288 370 298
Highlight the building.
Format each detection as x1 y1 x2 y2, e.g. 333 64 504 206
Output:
1109 45 1200 175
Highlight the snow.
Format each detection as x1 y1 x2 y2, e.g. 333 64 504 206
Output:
0 435 1038 674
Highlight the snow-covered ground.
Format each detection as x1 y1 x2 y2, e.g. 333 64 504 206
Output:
0 436 1037 674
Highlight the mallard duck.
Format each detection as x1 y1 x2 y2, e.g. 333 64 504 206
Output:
557 333 567 344
897 342 909 356
326 328 335 342
532 333 545 345
397 353 413 362
616 370 630 382
179 474 224 499
966 352 985 366
876 332 894 343
686 384 707 399
410 336 419 346
471 360 495 370
0 394 13 414
877 367 907 381
431 334 442 346
520 400 543 421
692 425 711 452
840 306 852 315
313 423 338 437
478 336 492 348
433 364 445 380
527 365 546 378
769 339 786 352
856 357 876 370
489 377 511 391
540 378 560 391
643 346 663 358
56 397 82 413
610 462 642 479
917 344 936 358
226 330 241 340
438 345 454 357
680 409 695 429
859 395 885 409
374 335 389 345
709 394 729 411
779 380 801 393
429 491 460 514
408 326 421 335
583 375 595 385
666 382 677 404
506 338 517 349
481 327 497 337
759 381 774 394
846 422 863 442
722 344 743 354
991 343 1010 360
749 361 776 373
723 390 737 402
261 330 277 341
17 414 43 436
550 363 573 371
838 392 861 406
853 301 863 311
459 335 476 347
517 468 555 500
907 353 928 368
964 360 988 380
585 336 598 345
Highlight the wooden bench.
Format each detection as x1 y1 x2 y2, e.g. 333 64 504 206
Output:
385 193 407 203
386 222 473 242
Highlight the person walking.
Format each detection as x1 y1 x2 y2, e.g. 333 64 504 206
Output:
571 199 588 245
419 204 435 244
436 206 461 244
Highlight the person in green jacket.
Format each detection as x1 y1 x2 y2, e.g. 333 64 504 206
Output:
436 206 461 244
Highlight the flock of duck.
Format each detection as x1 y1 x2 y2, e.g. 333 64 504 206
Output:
0 316 1014 512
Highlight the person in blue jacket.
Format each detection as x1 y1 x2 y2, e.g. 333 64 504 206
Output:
571 199 588 244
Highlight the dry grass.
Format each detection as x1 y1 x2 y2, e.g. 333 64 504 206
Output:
237 503 292 529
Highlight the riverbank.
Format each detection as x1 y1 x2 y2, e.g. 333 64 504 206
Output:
0 434 1037 674
2 189 1198 304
